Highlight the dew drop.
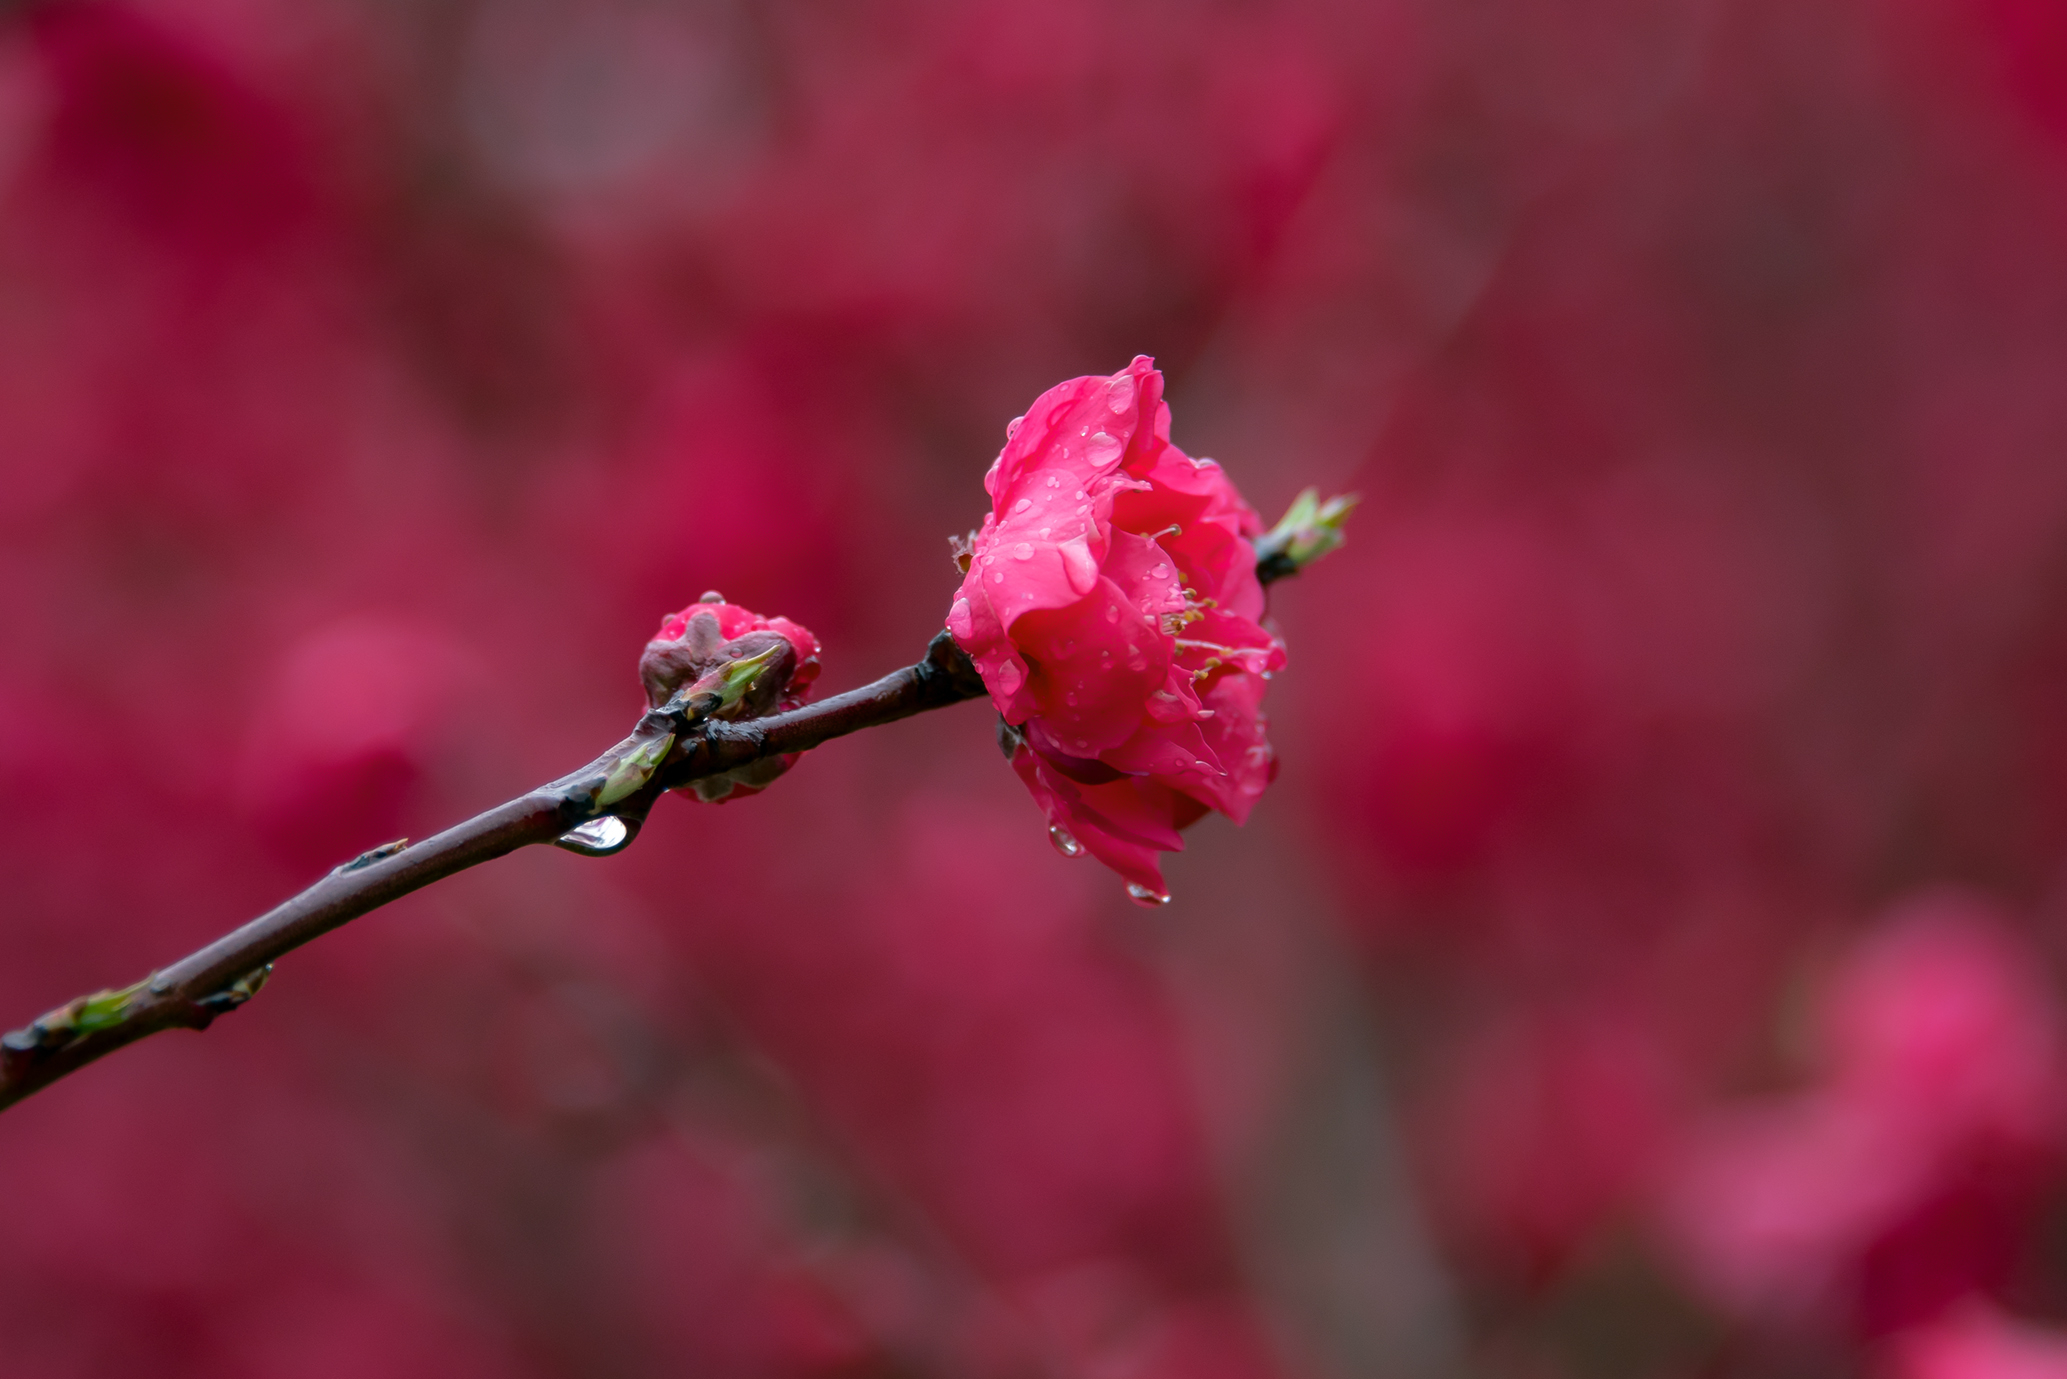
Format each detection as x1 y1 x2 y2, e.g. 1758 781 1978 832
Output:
1107 378 1135 412
1013 542 1035 560
1149 563 1169 579
1049 826 1085 858
991 571 1005 584
1046 475 1061 488
1006 415 1025 439
1038 527 1051 537
1105 606 1120 623
1126 883 1172 908
947 597 974 638
1059 537 1100 594
1075 490 1087 499
556 816 632 857
1013 498 1033 514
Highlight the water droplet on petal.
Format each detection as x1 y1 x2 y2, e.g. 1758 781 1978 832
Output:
1126 883 1172 908
1149 563 1169 579
1075 490 1087 499
1105 606 1120 623
1049 826 1085 858
991 571 1005 584
947 598 974 638
1108 378 1135 412
1059 537 1099 593
996 660 1023 692
1046 475 1061 488
556 816 632 856
1006 415 1024 439
1013 542 1035 560
1038 527 1051 537
1013 498 1033 514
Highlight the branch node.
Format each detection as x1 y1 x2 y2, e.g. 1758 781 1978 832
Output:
196 964 274 1016
332 838 410 875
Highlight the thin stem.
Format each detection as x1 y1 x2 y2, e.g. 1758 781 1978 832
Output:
0 633 986 1113
0 539 1318 1115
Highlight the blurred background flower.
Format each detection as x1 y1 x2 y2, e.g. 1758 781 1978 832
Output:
6 0 2067 1374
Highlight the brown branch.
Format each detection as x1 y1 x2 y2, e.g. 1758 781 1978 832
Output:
0 632 987 1114
0 533 1325 1116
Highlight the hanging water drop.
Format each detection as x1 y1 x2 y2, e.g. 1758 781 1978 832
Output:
556 816 632 856
1048 826 1085 858
1126 883 1172 908
1006 415 1024 439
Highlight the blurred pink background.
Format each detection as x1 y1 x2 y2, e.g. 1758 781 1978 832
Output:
7 0 2067 1375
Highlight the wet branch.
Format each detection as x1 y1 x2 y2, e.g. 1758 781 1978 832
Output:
0 521 1337 1116
0 633 988 1114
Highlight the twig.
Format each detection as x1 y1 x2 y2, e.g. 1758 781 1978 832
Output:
0 535 1329 1115
0 633 986 1113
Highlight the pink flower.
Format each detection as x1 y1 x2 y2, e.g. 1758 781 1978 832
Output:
642 595 821 802
1883 1306 2067 1379
1655 894 2067 1333
946 356 1285 902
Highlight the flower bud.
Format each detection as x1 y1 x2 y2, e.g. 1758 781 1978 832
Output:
640 597 821 802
